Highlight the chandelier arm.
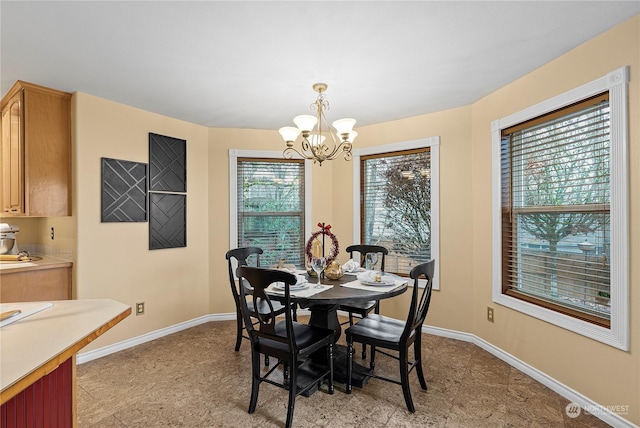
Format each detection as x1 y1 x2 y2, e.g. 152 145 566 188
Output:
284 146 308 160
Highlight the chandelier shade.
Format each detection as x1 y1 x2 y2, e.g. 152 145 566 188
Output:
280 83 356 165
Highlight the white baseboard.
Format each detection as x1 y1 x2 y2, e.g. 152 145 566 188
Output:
77 315 636 428
76 313 234 364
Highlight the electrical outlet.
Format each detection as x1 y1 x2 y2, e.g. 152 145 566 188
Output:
136 302 145 316
50 227 55 240
487 306 494 323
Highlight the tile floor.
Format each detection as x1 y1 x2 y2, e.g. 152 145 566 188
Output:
77 318 611 427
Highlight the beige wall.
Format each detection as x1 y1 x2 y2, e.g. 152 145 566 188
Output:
15 13 636 424
73 93 211 351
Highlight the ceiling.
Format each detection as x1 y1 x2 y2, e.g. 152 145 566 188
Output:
1 1 638 130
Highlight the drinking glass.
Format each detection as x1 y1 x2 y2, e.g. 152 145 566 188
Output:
311 257 326 288
365 253 378 270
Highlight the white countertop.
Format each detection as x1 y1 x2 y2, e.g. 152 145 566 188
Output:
0 255 72 272
0 299 130 403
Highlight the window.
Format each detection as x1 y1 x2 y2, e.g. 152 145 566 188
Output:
353 138 440 288
229 150 311 267
492 67 629 350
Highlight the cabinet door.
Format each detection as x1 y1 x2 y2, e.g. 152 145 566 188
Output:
1 91 25 214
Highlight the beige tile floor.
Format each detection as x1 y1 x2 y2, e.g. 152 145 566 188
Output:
77 318 611 427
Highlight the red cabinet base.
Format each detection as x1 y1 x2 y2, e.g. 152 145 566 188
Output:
1 358 72 427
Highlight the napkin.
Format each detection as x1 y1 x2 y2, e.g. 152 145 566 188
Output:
343 259 360 273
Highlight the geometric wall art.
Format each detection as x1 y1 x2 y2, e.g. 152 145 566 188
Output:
149 192 186 250
148 132 187 249
149 133 186 192
101 157 148 222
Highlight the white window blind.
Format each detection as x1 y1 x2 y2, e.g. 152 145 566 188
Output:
236 158 305 267
361 148 432 275
501 93 611 326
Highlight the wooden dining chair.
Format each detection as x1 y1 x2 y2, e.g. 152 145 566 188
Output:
345 259 435 413
225 247 296 365
237 266 334 428
339 244 389 358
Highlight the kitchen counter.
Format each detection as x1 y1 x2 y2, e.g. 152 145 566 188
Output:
1 299 130 426
1 299 130 403
0 255 72 273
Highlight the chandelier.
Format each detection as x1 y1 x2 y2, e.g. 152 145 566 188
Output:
279 83 357 166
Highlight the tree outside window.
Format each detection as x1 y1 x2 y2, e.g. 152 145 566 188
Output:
361 149 431 275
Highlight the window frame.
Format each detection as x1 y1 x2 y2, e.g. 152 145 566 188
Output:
229 149 312 267
491 66 629 350
352 137 440 290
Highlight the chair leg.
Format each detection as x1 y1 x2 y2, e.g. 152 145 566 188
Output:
361 344 367 360
292 304 297 322
414 341 427 390
264 355 270 367
346 341 353 394
285 359 297 428
327 343 334 395
399 348 415 413
234 309 243 352
370 345 376 370
248 350 261 414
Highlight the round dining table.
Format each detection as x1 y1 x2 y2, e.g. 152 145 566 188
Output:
282 271 409 391
295 272 408 342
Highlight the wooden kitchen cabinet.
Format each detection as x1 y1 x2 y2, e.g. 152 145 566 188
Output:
0 264 72 303
0 81 72 217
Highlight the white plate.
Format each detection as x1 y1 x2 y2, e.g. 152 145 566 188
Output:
360 278 395 286
273 282 308 291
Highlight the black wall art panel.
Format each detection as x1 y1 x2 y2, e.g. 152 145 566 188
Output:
149 193 186 250
101 158 148 222
149 133 186 192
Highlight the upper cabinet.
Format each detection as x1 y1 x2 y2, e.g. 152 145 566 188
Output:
0 81 72 217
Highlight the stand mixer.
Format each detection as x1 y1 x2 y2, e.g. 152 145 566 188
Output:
0 223 21 255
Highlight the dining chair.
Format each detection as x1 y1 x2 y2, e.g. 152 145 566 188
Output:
345 259 435 413
339 244 389 359
225 247 296 365
236 266 334 428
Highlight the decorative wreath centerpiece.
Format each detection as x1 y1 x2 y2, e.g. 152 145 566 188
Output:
305 223 339 265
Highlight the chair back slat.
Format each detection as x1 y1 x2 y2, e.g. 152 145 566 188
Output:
225 247 263 303
402 260 435 340
236 266 298 350
346 244 389 271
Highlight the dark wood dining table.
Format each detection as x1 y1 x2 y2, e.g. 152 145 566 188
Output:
270 270 408 392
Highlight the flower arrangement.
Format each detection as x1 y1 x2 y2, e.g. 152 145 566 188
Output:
305 223 339 265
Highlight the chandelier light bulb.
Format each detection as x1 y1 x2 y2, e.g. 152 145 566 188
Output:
332 118 356 135
307 134 326 147
336 130 358 143
279 126 301 143
293 115 317 132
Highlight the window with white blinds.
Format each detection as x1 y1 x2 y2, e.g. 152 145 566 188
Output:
501 93 611 326
361 148 432 276
236 158 305 267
